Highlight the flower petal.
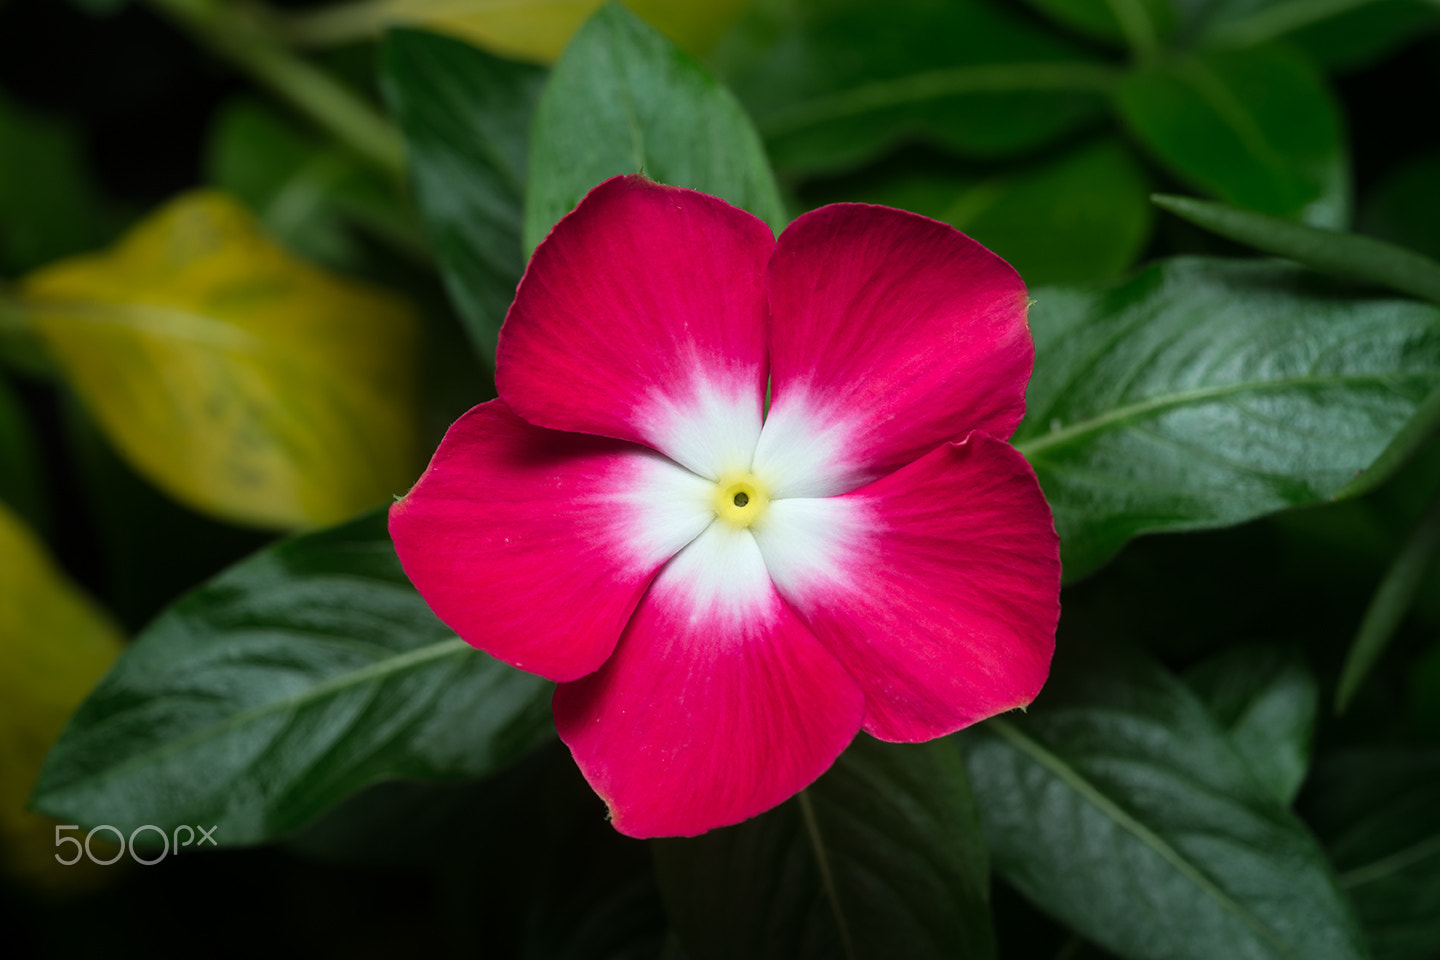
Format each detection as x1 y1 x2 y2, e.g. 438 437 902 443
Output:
553 522 865 837
497 175 775 480
389 399 713 682
753 433 1059 741
756 204 1032 497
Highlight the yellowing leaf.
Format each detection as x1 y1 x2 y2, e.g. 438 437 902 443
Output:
626 0 753 57
0 503 123 891
21 191 420 529
373 0 750 63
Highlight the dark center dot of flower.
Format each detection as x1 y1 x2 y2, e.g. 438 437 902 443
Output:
733 492 750 508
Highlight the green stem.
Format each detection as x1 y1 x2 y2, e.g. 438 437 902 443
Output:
1152 194 1440 305
273 0 390 48
1103 0 1161 64
141 0 405 179
1336 483 1440 713
757 62 1119 138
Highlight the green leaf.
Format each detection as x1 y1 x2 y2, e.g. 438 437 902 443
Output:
808 138 1152 286
1335 384 1440 501
0 372 46 534
524 3 784 253
1336 483 1440 711
1151 194 1440 304
205 97 428 272
963 644 1368 960
29 509 555 845
1286 0 1440 71
1307 747 1440 960
382 29 547 362
654 735 994 960
1015 257 1440 580
1197 0 1440 67
1019 0 1174 54
1147 195 1440 502
1116 46 1349 227
1184 644 1318 805
714 0 1113 175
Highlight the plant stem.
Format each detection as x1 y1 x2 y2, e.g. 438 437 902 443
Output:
1336 483 1440 713
140 0 406 179
273 0 390 48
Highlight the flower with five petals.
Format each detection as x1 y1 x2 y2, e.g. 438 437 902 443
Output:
390 175 1060 838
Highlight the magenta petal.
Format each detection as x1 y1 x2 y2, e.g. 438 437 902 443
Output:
389 400 712 682
497 175 775 479
553 524 865 838
757 434 1060 741
757 204 1033 496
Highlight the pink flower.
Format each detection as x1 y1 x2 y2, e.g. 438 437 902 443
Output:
390 175 1060 838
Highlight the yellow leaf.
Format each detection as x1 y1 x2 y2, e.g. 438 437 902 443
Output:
624 0 751 56
0 502 123 892
375 0 751 63
21 191 420 529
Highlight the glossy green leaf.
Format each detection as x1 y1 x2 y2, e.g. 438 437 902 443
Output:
0 372 45 533
205 97 428 271
382 29 546 362
1116 46 1349 227
524 3 784 253
715 0 1113 175
809 138 1151 285
963 644 1367 960
1020 0 1175 54
29 509 555 845
1150 194 1440 501
1308 747 1440 960
1336 484 1440 711
1015 257 1440 579
654 735 993 960
1184 644 1318 805
1152 194 1440 304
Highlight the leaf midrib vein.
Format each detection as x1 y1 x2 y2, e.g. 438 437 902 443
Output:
43 636 472 801
988 718 1298 959
1340 830 1440 889
1016 370 1438 457
756 62 1116 137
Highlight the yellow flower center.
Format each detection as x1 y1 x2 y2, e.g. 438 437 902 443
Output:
713 472 769 529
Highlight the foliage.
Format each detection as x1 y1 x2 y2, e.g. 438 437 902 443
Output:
3 0 1440 956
